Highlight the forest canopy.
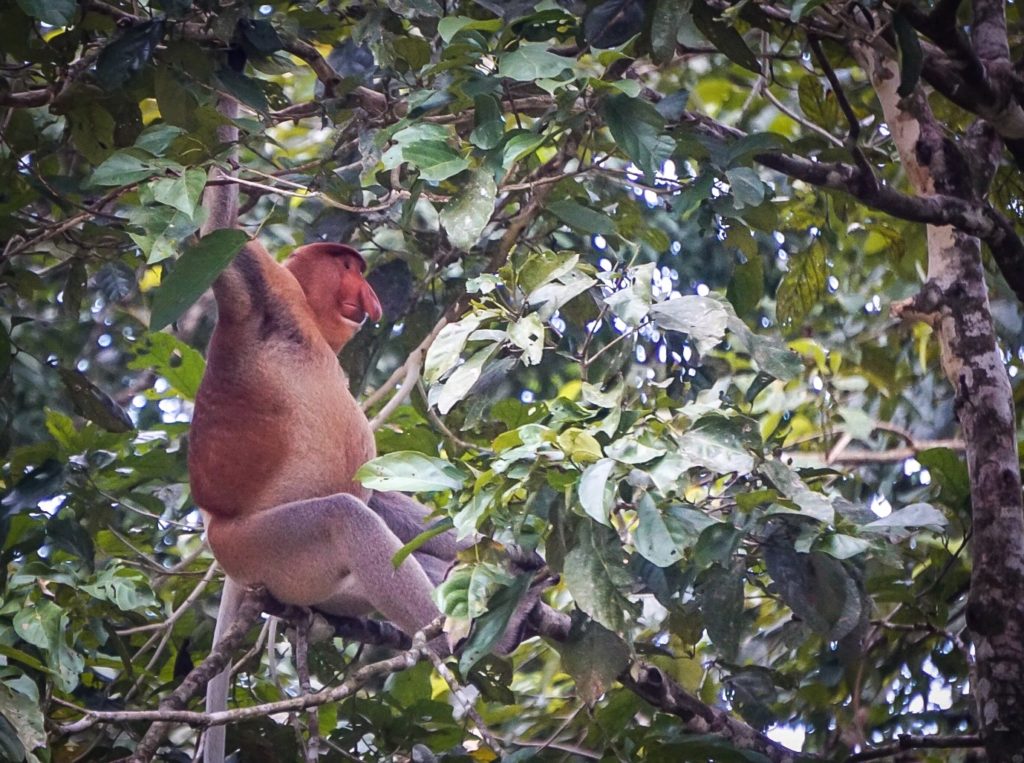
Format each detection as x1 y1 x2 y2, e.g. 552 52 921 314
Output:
2 0 1024 761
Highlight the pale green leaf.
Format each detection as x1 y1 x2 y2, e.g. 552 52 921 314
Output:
356 451 466 492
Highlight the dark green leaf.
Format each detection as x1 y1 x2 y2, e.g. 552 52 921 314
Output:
583 0 645 48
727 253 764 319
403 140 470 182
67 103 115 165
764 538 863 639
16 0 74 25
58 369 134 433
89 151 164 187
698 564 744 659
458 574 532 672
557 616 630 704
215 67 269 115
651 0 685 63
548 199 614 235
563 520 638 633
1 460 66 516
691 0 761 73
0 323 10 379
95 20 166 90
603 93 676 181
149 229 248 330
241 19 283 56
470 94 504 150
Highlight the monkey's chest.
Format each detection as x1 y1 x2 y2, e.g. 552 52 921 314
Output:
189 360 375 517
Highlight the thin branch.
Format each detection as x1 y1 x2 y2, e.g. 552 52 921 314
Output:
846 733 983 762
760 83 844 148
362 318 448 413
808 36 878 192
423 647 502 754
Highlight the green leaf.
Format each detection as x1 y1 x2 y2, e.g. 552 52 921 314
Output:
548 199 614 235
818 533 872 559
557 617 630 705
432 345 497 414
698 564 744 659
498 43 573 81
68 103 116 165
508 313 545 366
403 140 470 182
791 0 828 19
798 75 841 130
356 452 466 492
423 316 484 384
649 295 729 354
458 575 532 673
893 12 924 97
603 94 676 181
759 459 834 522
439 170 497 250
578 458 616 525
149 229 248 330
216 67 269 115
0 322 10 379
720 297 802 380
1 460 66 515
651 0 685 63
89 151 164 187
95 19 166 90
134 124 184 157
764 540 863 639
728 254 764 319
57 369 134 433
0 684 45 762
725 167 766 208
563 520 638 633
150 169 207 219
240 19 283 56
635 494 683 567
470 94 504 150
690 0 761 73
776 242 827 334
676 416 756 475
127 332 205 400
16 0 74 25
862 503 947 532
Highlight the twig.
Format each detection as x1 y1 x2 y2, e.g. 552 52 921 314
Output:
846 733 983 762
423 646 502 754
362 318 448 414
294 614 320 763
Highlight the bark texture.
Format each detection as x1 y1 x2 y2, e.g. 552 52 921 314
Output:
857 43 1024 763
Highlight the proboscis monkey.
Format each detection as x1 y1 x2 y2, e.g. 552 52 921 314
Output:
190 93 456 763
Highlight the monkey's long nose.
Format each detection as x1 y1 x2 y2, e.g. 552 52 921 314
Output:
361 281 383 322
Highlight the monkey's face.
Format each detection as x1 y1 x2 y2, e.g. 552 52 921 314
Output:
285 243 383 350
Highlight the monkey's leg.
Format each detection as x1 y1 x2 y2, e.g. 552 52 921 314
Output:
203 576 243 763
207 493 441 636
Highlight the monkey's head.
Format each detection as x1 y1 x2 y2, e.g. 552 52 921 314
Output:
285 243 383 352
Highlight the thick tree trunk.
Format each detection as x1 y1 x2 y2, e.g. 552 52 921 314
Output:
857 45 1024 761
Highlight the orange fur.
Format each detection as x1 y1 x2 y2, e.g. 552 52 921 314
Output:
189 241 377 521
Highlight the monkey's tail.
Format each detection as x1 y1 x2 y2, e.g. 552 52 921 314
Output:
202 576 244 763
